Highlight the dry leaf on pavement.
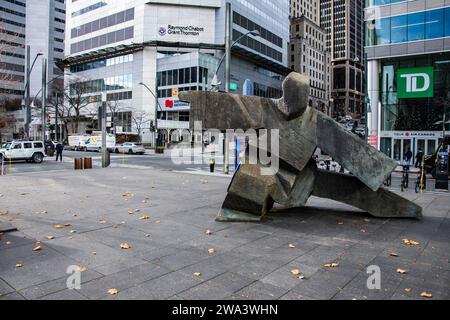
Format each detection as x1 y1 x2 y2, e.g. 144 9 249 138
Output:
288 244 296 249
46 236 55 240
420 292 433 299
205 230 213 236
15 263 23 268
403 239 420 246
291 269 300 276
208 248 216 254
139 214 150 220
323 263 339 268
120 243 131 250
0 211 8 216
33 246 42 252
99 220 107 224
396 268 408 274
78 266 87 273
193 272 202 277
54 224 64 229
404 288 412 293
389 252 399 257
108 288 119 295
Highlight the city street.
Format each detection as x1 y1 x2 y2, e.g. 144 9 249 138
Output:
0 166 449 300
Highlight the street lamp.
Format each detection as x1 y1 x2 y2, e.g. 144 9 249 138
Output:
23 50 43 139
138 82 164 148
210 30 261 91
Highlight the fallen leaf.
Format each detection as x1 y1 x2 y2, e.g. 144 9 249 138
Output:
193 272 202 277
120 243 131 250
291 269 301 276
108 288 119 295
6 241 11 245
78 266 87 273
99 220 107 224
128 211 134 215
298 275 306 280
54 225 64 229
403 239 420 246
41 211 47 214
323 263 339 268
288 244 296 249
72 214 78 217
70 230 76 234
15 263 23 268
420 292 433 299
92 252 97 255
205 230 213 236
33 246 42 252
47 236 55 240
404 288 412 293
0 210 8 216
208 248 216 254
64 224 71 227
396 268 408 274
389 252 399 257
139 214 150 220
122 192 133 197
134 209 141 213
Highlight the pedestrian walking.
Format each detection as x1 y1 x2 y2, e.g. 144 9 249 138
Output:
56 142 64 162
404 148 413 164
415 149 424 168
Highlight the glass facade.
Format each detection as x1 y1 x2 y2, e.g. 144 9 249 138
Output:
366 7 450 46
380 52 450 132
365 0 411 7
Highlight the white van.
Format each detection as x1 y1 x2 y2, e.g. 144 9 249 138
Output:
0 141 46 163
68 135 90 151
85 134 116 152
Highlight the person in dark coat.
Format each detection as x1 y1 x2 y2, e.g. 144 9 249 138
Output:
405 148 413 164
55 143 64 162
415 149 424 168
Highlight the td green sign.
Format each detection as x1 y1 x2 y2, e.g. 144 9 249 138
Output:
397 67 434 99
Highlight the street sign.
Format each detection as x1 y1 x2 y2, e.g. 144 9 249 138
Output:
229 83 237 91
397 67 434 99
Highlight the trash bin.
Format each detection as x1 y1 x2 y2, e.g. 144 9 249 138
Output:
74 158 83 170
84 158 93 169
46 147 55 157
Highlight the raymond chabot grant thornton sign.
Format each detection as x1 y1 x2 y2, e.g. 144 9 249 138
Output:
397 66 434 99
158 25 205 37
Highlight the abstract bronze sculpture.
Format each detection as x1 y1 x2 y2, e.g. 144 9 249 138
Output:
180 73 423 222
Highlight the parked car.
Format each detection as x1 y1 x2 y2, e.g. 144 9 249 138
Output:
424 135 450 178
0 141 46 163
115 142 145 155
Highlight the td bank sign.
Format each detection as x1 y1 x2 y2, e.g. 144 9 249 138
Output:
397 67 434 99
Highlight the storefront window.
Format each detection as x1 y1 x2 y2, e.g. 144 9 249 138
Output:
380 53 450 132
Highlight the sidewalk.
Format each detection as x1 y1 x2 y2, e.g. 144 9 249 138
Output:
0 167 449 300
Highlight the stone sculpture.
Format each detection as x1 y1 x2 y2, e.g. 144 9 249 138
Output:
179 72 423 222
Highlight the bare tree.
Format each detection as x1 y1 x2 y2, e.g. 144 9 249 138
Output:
63 78 94 134
131 111 151 143
107 99 124 133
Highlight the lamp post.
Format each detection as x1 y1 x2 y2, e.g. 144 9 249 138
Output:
24 46 43 139
138 82 164 148
210 27 261 174
210 29 261 91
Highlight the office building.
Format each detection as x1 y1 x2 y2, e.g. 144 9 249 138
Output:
365 0 450 162
62 0 290 143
